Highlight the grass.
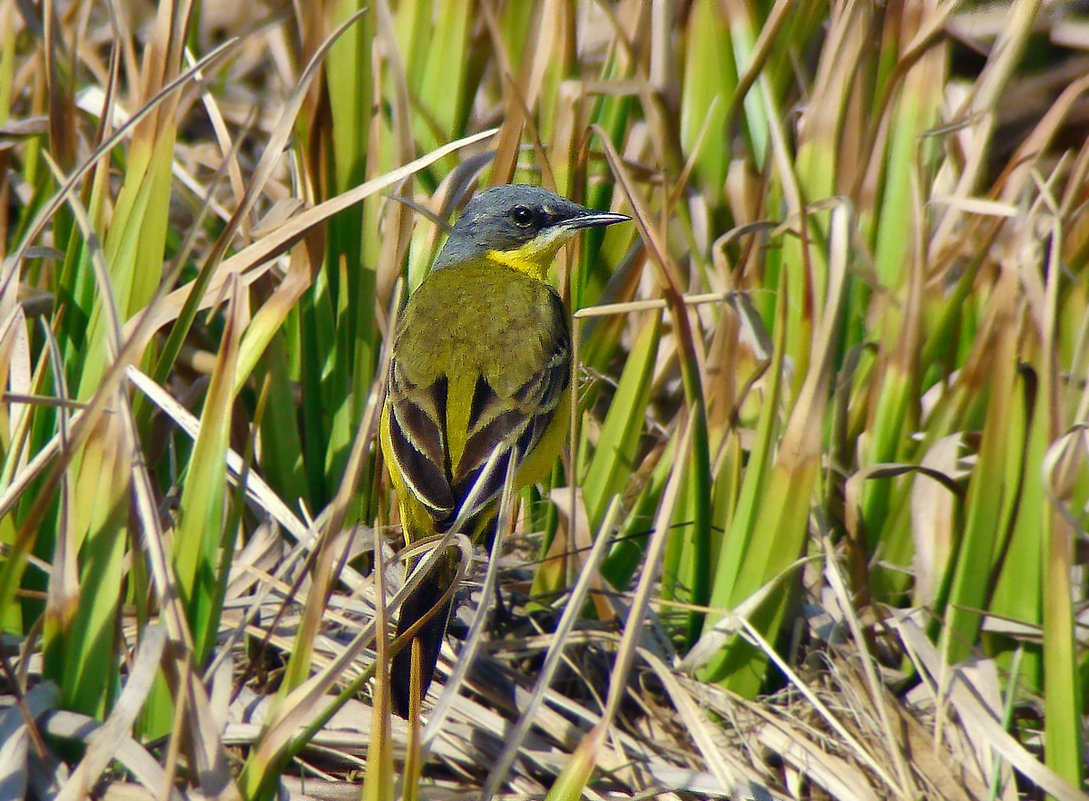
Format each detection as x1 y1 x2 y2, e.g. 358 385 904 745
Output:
2 1 1088 799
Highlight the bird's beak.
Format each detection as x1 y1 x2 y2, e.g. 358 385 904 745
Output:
561 210 632 230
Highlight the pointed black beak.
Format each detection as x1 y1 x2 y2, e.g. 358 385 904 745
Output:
560 210 631 230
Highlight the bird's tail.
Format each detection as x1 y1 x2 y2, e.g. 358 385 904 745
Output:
391 570 453 719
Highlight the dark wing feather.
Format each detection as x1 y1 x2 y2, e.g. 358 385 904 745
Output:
387 368 456 518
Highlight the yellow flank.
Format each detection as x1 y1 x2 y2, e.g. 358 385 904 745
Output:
512 389 570 486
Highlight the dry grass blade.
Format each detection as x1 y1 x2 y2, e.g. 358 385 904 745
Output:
41 711 187 801
482 497 621 798
362 520 394 801
0 684 59 799
893 612 1088 801
547 413 695 797
56 627 167 800
420 454 521 756
635 648 755 798
821 534 915 797
0 305 32 480
1 36 241 277
752 718 880 801
124 127 498 340
693 605 903 795
125 365 310 543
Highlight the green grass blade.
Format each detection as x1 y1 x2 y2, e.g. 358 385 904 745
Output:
579 309 661 527
172 279 244 665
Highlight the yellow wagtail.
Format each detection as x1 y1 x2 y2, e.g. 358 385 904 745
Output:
380 184 629 718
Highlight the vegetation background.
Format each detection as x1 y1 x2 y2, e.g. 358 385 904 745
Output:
1 0 1088 799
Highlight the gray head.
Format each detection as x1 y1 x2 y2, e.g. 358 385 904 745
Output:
432 184 630 275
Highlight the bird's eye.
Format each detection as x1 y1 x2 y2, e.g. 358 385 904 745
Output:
511 205 535 227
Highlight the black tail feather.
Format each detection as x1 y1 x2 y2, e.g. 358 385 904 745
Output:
391 574 453 718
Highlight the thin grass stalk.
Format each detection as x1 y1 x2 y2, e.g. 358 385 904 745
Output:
938 268 1019 666
579 309 660 530
679 2 735 211
405 452 528 797
548 412 693 799
483 497 621 799
320 1 379 498
599 128 713 648
1038 220 1085 790
37 159 135 718
360 519 393 801
858 3 946 602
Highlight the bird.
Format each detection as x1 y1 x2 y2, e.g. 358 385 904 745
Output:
379 183 630 718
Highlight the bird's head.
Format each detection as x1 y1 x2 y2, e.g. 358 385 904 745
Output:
432 184 630 279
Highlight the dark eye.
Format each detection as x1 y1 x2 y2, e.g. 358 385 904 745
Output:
511 205 535 227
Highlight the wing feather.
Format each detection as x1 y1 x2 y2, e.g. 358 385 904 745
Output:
387 371 455 517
